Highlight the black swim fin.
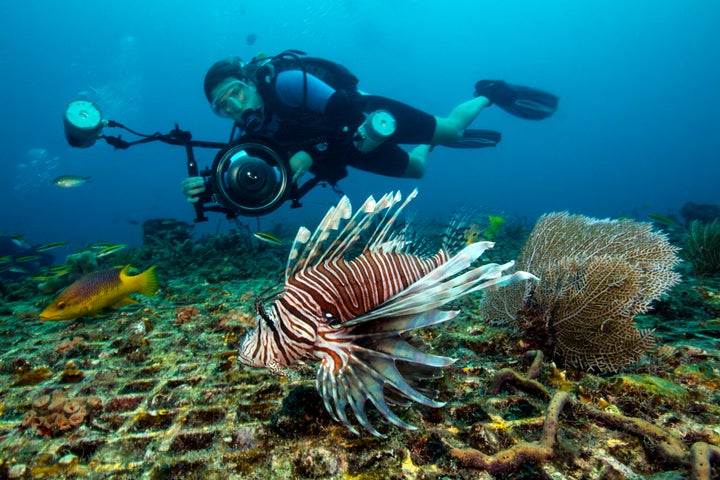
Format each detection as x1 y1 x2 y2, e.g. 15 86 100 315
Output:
474 80 558 120
440 129 502 149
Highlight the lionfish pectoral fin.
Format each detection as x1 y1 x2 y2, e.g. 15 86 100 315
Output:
372 338 455 369
350 360 420 431
341 367 388 437
315 332 451 437
317 365 361 435
359 352 446 408
344 306 457 332
317 360 379 436
347 259 524 325
466 270 539 295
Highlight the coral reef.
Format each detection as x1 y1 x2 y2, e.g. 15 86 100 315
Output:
21 391 101 437
680 201 720 226
0 215 717 479
683 219 720 277
141 218 193 248
449 350 720 478
480 211 681 371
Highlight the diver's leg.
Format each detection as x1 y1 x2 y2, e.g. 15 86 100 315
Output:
431 96 491 145
403 145 429 178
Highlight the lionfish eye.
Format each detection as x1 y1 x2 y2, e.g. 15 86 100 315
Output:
324 312 341 327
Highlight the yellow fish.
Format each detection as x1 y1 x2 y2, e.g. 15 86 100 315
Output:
40 265 158 321
253 231 283 246
484 214 506 240
35 241 69 252
463 223 482 245
95 244 127 258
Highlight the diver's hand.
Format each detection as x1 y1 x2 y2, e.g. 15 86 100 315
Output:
289 150 313 184
181 176 206 203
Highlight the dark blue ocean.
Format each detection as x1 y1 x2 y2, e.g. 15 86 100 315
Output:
1 1 719 252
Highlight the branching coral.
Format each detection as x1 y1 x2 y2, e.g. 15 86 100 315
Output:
480 212 681 371
451 389 569 474
448 351 719 479
691 442 720 480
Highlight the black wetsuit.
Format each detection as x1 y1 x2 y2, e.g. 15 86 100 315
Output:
243 70 436 182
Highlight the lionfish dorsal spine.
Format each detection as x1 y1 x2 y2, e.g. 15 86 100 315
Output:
285 196 352 278
315 194 382 265
285 226 311 281
366 190 417 251
442 207 475 252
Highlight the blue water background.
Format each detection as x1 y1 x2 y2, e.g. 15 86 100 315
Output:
1 1 718 252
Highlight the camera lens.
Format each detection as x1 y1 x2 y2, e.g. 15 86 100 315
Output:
229 158 271 195
211 139 290 216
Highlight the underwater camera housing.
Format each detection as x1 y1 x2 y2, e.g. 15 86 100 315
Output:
60 99 327 221
209 137 290 217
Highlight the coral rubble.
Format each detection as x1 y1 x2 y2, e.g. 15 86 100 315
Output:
0 219 717 479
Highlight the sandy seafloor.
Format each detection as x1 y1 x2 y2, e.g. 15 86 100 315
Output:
0 217 718 480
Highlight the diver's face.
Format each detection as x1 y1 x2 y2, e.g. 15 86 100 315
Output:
211 79 262 122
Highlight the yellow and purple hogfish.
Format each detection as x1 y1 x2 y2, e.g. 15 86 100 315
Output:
40 265 158 321
238 190 535 436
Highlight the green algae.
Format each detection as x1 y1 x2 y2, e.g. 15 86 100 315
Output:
610 374 688 402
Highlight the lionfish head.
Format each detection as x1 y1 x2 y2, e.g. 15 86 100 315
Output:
237 326 263 368
237 295 283 369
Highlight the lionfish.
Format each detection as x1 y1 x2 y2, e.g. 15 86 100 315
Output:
238 190 535 436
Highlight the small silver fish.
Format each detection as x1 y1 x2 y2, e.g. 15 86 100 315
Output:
53 175 91 188
35 241 69 252
253 231 283 246
14 255 40 263
95 244 127 258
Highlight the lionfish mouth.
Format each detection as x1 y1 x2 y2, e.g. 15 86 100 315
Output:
236 190 537 437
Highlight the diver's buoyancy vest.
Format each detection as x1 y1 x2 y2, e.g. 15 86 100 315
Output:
243 50 360 122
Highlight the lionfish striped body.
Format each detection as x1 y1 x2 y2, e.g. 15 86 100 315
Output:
238 190 535 436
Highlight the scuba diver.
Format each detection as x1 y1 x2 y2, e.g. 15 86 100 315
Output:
181 50 559 206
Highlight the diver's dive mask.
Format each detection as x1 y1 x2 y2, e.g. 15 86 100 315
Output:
211 80 265 132
211 80 252 118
